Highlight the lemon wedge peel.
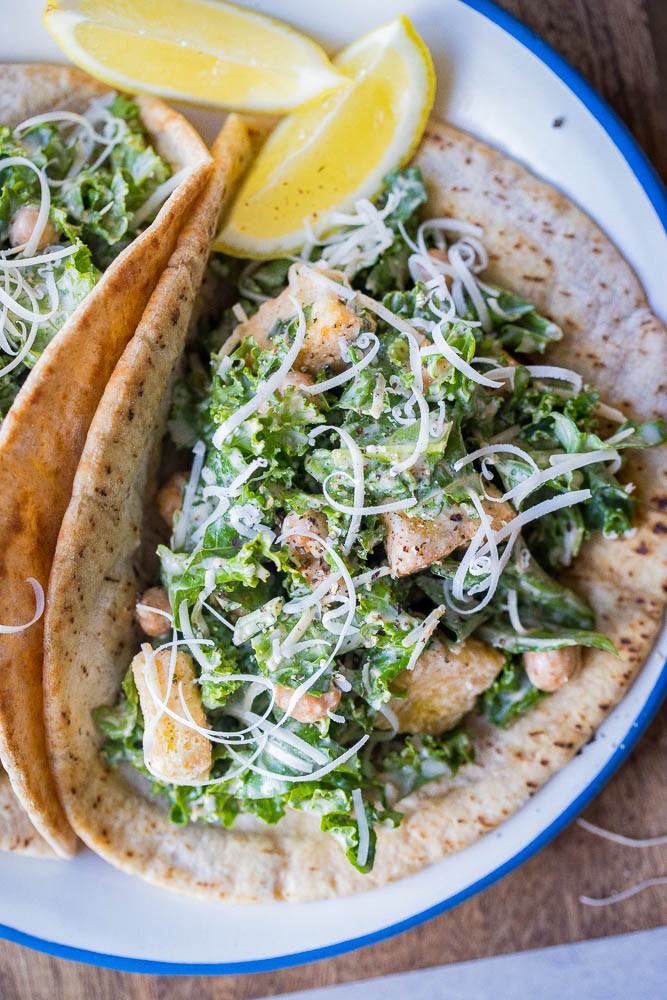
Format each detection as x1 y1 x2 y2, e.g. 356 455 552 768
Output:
43 0 348 113
215 14 435 259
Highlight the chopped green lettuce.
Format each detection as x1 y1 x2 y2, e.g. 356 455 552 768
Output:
377 729 475 797
478 659 547 728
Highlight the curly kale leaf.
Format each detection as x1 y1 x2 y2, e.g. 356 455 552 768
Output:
377 729 475 797
477 618 616 656
209 320 324 458
423 539 596 639
93 666 144 769
480 284 563 353
524 504 585 570
58 97 172 268
608 419 667 450
356 167 427 295
291 779 401 874
478 659 547 728
238 257 292 300
493 371 599 437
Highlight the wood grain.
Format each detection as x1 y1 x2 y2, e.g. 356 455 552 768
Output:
505 0 667 179
1 1 665 996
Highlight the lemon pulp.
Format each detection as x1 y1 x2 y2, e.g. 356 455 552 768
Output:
216 16 435 258
44 0 346 112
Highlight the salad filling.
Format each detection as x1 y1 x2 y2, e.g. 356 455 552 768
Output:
0 94 174 420
94 168 666 873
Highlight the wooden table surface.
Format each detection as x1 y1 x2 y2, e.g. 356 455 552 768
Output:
2 1 666 997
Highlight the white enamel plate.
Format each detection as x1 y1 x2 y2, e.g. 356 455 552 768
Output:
1 0 666 974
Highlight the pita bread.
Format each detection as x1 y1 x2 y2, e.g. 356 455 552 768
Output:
44 119 666 899
0 64 212 857
0 766 53 857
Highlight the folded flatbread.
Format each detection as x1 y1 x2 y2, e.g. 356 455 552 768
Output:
0 766 53 857
44 119 666 898
0 63 212 857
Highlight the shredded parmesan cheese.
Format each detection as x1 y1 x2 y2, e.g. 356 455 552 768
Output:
352 787 370 868
452 490 592 611
577 818 667 848
172 439 206 550
503 450 619 508
428 322 503 388
402 605 446 670
454 443 539 475
0 578 44 634
323 472 417 516
483 364 583 392
131 167 191 229
580 877 667 908
506 589 527 634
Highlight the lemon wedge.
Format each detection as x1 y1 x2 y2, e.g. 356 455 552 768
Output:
216 15 435 258
43 0 347 113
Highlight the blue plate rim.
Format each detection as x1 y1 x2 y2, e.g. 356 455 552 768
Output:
1 0 665 975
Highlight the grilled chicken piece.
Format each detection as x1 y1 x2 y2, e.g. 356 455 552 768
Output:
9 205 57 249
135 586 172 637
282 510 330 588
382 488 515 578
132 647 211 784
524 646 582 692
235 264 364 375
156 471 188 527
279 370 315 391
257 370 314 414
274 682 341 723
379 635 504 735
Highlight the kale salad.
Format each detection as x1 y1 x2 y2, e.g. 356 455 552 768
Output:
94 168 666 873
0 94 174 419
